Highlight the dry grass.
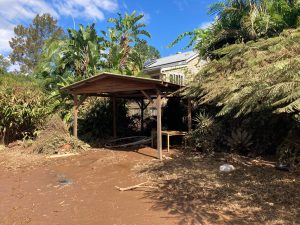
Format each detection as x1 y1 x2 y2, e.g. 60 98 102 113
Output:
29 115 90 154
135 153 300 225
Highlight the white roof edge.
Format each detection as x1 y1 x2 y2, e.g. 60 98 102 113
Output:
144 51 198 69
161 65 187 72
186 52 200 63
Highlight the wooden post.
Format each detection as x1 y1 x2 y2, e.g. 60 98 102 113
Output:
156 90 162 160
188 97 192 132
112 96 117 138
141 99 144 134
73 94 78 138
167 134 170 152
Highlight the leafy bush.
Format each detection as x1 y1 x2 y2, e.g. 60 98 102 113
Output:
0 74 50 144
187 112 222 154
78 97 134 144
277 125 300 169
226 128 253 154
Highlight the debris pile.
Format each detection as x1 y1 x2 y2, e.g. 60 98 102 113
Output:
30 115 90 155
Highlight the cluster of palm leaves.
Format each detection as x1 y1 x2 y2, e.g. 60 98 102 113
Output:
170 0 300 56
39 24 105 79
106 11 151 72
33 11 159 123
188 29 300 119
37 11 155 80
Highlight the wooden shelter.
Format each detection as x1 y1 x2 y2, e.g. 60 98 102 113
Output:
62 72 191 160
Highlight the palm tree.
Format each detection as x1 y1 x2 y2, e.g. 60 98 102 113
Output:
128 41 160 75
208 0 300 40
38 24 105 79
101 29 123 72
107 11 151 71
169 0 300 56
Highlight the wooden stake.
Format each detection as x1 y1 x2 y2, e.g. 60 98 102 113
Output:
115 182 157 191
73 94 78 138
156 90 162 161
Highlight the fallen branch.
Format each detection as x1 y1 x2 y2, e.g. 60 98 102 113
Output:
115 181 157 191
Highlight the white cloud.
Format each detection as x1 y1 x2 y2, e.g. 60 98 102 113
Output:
52 0 118 20
8 62 20 72
139 11 151 24
0 0 119 54
200 21 213 29
0 28 14 53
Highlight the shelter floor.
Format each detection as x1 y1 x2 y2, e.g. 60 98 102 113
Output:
0 148 179 225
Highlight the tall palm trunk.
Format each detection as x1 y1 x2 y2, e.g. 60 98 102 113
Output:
119 34 130 70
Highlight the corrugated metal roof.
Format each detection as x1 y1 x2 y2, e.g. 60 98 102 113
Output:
144 51 198 70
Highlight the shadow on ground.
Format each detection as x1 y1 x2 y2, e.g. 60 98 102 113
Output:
137 154 300 225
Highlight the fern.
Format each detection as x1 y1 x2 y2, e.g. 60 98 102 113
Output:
186 28 300 117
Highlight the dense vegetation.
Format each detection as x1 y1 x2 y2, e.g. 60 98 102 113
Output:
186 29 300 167
0 12 159 145
0 1 299 167
170 0 300 167
170 0 300 56
0 74 50 144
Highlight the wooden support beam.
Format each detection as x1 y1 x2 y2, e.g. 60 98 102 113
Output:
140 90 154 103
78 94 88 107
141 99 144 134
112 96 117 138
73 94 78 138
156 90 162 161
188 97 192 132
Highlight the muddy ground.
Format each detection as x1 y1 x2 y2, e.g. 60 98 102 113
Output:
0 147 299 225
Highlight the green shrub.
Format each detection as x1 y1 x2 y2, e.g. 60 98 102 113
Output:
226 128 253 154
78 97 133 144
187 112 222 154
0 74 50 144
277 125 300 169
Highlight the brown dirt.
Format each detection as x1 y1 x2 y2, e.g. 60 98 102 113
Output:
135 153 300 225
0 148 299 225
0 147 179 225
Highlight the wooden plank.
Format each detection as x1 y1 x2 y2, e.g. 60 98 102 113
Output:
65 73 163 91
161 130 187 136
140 90 154 103
73 94 78 138
73 78 157 94
78 94 88 107
156 90 162 160
112 96 117 138
167 134 170 152
74 86 156 94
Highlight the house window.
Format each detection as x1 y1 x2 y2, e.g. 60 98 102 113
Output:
169 74 184 86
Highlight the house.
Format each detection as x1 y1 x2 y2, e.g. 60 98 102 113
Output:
128 51 205 125
143 51 205 85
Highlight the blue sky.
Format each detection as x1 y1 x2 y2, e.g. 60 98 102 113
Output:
0 0 219 57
